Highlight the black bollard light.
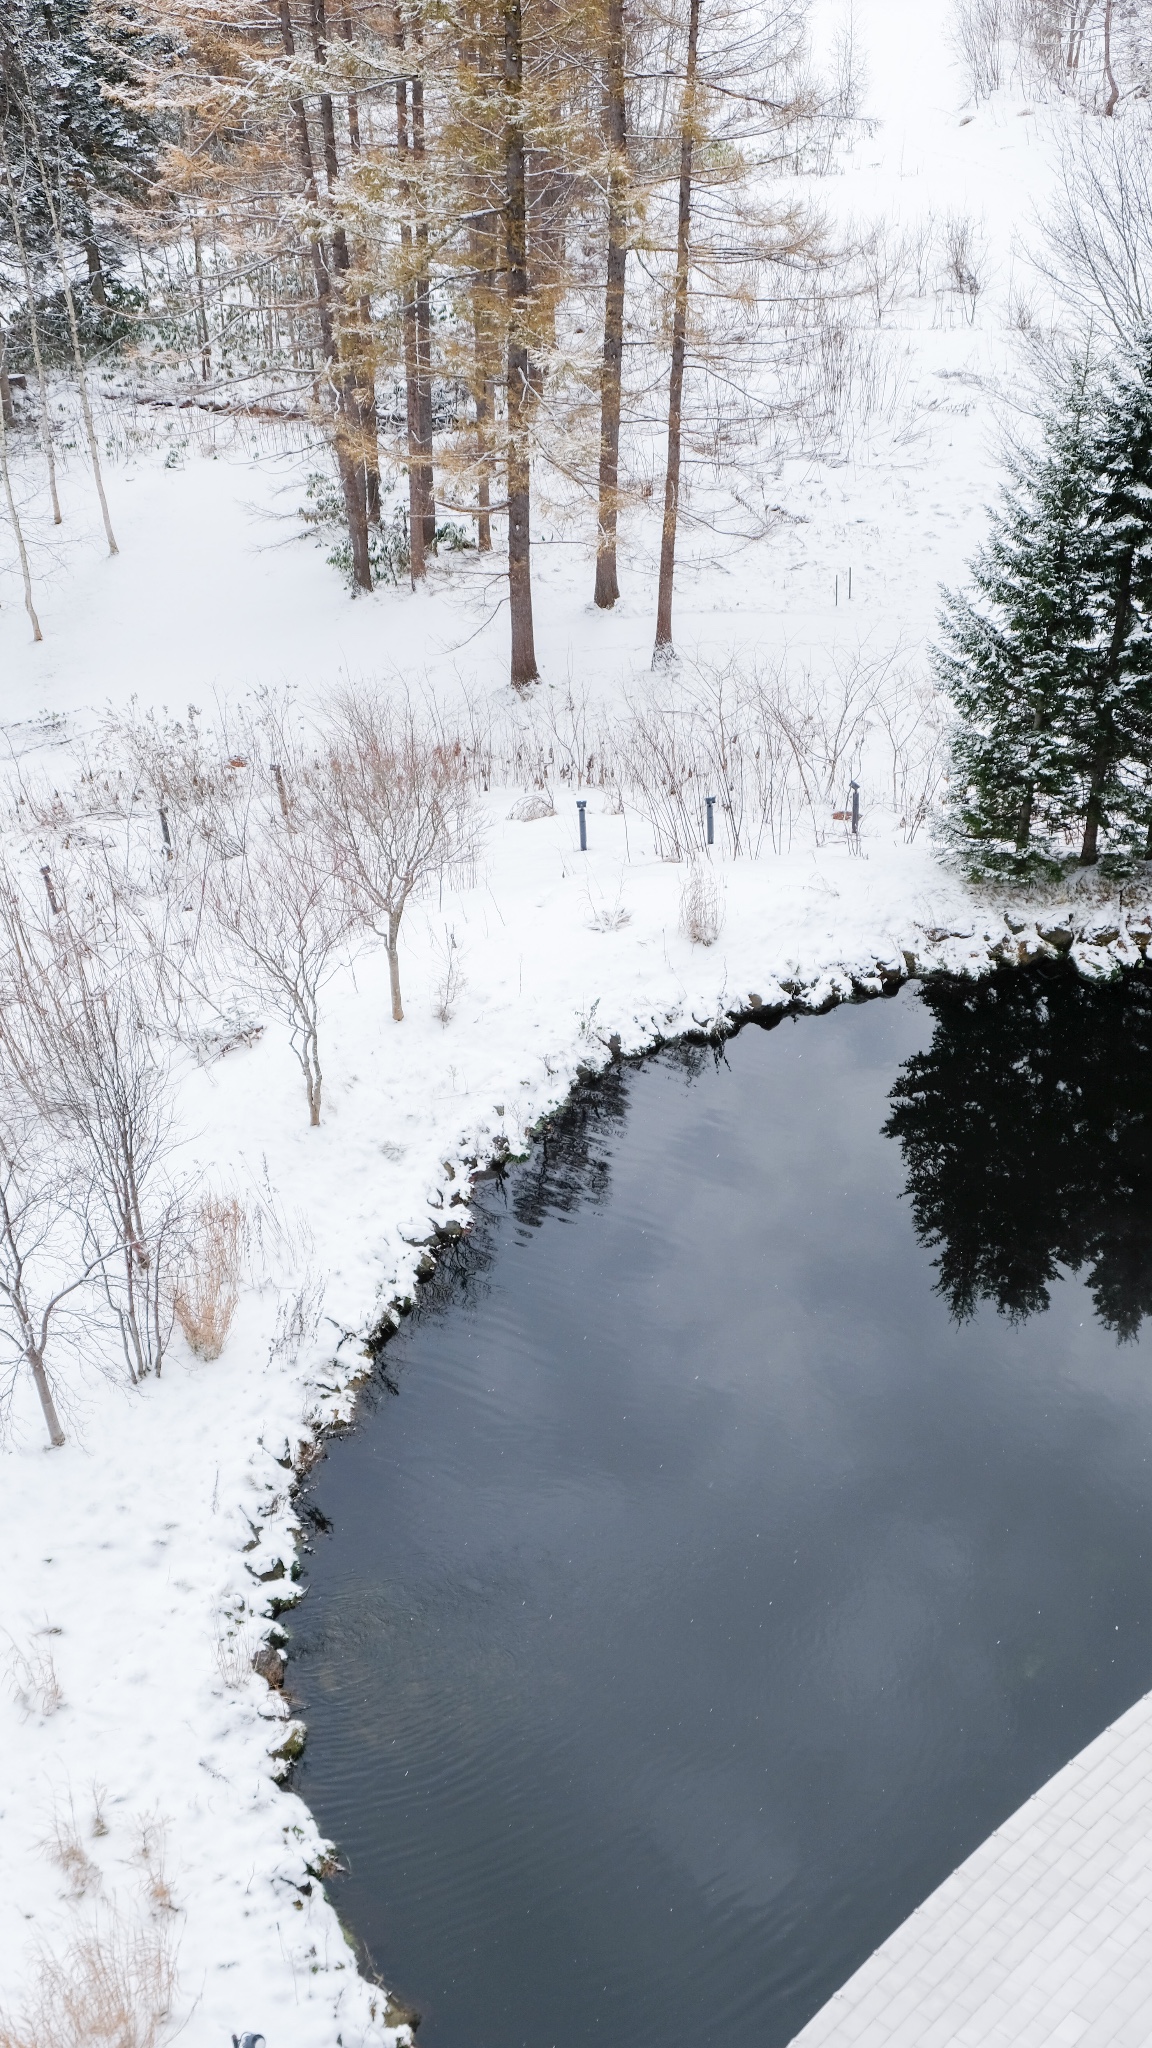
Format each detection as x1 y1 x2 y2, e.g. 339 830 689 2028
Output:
577 798 587 851
705 795 715 845
850 779 860 839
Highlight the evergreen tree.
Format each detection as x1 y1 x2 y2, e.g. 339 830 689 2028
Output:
1077 333 1152 860
935 353 1101 871
0 0 156 324
48 0 158 306
938 342 1152 870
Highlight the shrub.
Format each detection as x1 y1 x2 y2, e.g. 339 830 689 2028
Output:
301 474 474 591
679 860 723 946
172 1197 246 1359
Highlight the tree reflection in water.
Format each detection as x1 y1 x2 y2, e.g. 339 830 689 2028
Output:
389 1042 718 1350
884 964 1152 1337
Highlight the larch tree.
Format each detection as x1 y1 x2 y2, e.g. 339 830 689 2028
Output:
391 0 437 574
592 0 629 607
644 0 814 664
429 0 601 683
145 0 383 586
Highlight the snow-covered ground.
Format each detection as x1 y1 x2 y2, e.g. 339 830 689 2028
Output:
0 5 1144 2044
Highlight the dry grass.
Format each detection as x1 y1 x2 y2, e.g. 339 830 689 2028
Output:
172 1195 246 1359
507 790 555 821
137 1818 176 1916
212 1617 259 1690
46 1811 101 1899
268 1271 325 1365
586 878 632 933
679 861 724 947
431 925 466 1025
7 1641 63 1719
0 1915 177 2048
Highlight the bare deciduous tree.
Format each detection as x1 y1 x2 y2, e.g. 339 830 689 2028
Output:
0 877 176 1384
0 1094 95 1447
312 694 481 1023
209 794 357 1126
949 0 1005 100
1039 114 1152 344
0 346 42 644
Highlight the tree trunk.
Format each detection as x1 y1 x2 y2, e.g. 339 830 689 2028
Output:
1015 785 1033 851
84 238 108 309
416 256 436 548
281 0 371 592
0 365 13 428
310 0 373 589
0 381 43 641
411 63 438 548
0 137 62 522
388 908 405 1020
340 4 383 524
192 229 211 379
594 0 628 610
119 1276 149 1382
1102 0 1120 113
27 146 117 553
401 243 427 576
27 1344 65 1448
470 219 496 550
300 1011 323 1123
476 372 493 550
1081 545 1135 865
393 10 436 570
653 0 700 664
395 64 428 582
1080 771 1104 864
504 0 539 686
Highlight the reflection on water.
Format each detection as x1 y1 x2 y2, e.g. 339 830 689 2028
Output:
295 973 1152 2048
886 965 1152 1335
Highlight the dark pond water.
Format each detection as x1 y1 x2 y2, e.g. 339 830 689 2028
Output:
294 966 1152 2048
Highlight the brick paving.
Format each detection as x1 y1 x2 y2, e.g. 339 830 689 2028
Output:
789 1692 1152 2048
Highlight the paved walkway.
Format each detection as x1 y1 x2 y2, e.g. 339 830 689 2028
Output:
789 1691 1152 2048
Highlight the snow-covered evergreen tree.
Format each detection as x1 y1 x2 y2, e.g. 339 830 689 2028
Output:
935 352 1101 870
0 0 156 328
1077 334 1152 861
938 340 1152 870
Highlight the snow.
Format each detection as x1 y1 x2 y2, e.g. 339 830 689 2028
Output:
0 5 1144 2044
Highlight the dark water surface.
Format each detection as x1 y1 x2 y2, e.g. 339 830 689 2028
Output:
295 969 1152 2048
